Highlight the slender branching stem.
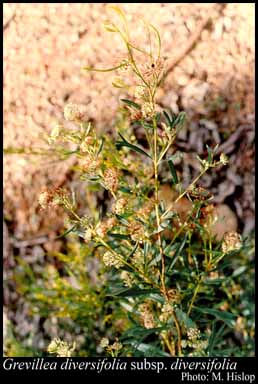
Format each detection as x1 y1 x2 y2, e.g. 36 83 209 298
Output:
98 238 159 288
187 276 203 317
152 116 167 299
161 168 208 219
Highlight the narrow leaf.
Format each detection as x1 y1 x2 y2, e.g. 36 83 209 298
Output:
108 233 130 240
119 186 132 194
115 214 129 225
128 342 170 357
56 225 77 239
121 326 167 340
83 64 123 72
116 133 152 159
121 98 141 110
232 265 247 278
128 242 139 258
208 321 226 356
107 286 159 297
173 111 186 129
194 307 236 328
149 23 161 58
168 233 188 271
97 137 104 156
168 159 178 184
144 241 149 271
163 110 172 127
206 144 213 164
175 308 196 329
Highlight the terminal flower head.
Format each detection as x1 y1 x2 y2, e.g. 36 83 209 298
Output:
64 103 87 122
222 231 242 253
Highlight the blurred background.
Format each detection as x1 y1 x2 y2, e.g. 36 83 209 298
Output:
3 3 254 354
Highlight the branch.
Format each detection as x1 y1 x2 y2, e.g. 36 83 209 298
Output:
160 16 211 85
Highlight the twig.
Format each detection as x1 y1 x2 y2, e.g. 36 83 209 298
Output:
3 9 16 31
159 16 211 85
12 236 49 248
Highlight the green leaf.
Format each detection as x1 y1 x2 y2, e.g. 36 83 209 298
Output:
232 265 247 278
155 112 161 122
173 111 186 129
73 229 86 238
143 241 150 272
119 186 132 194
128 242 139 259
149 23 161 58
148 252 161 267
206 144 213 164
127 342 170 357
194 307 236 328
108 233 131 240
86 176 101 181
107 286 159 297
208 321 226 356
153 220 171 235
164 242 178 257
175 308 196 329
121 326 167 340
162 211 176 221
148 293 165 304
56 225 77 239
168 159 178 184
168 233 188 271
97 137 104 156
83 64 124 72
116 133 152 159
115 214 129 225
141 121 153 130
121 99 141 110
163 110 172 127
203 277 227 285
163 111 186 131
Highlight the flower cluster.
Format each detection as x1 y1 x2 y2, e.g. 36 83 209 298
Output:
102 168 120 193
141 102 155 118
38 188 69 210
103 251 123 269
48 124 62 144
99 337 123 356
47 338 76 357
80 136 95 152
95 217 117 238
111 198 128 214
128 221 149 243
81 155 101 175
139 303 156 329
64 102 87 122
159 302 174 323
120 270 135 287
222 231 242 253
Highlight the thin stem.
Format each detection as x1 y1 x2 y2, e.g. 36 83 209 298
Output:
161 333 175 356
157 136 176 166
209 235 213 265
161 168 208 219
98 238 159 289
152 116 182 355
172 312 182 356
187 276 203 316
175 169 207 203
153 116 167 299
